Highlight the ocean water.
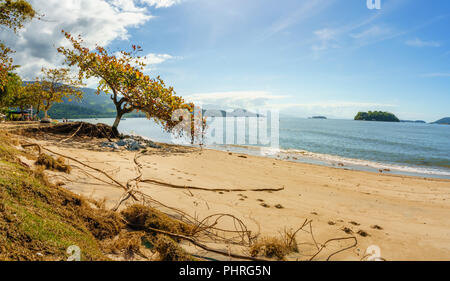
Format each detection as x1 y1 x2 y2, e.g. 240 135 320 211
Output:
75 117 450 179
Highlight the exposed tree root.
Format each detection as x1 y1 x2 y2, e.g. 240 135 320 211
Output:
21 141 359 261
23 122 117 140
22 143 137 201
141 179 285 193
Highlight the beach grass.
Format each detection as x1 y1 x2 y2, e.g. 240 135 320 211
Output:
0 130 110 260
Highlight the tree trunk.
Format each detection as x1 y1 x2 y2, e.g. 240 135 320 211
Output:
112 110 124 138
19 107 24 121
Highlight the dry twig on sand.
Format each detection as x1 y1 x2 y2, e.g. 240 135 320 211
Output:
58 122 84 143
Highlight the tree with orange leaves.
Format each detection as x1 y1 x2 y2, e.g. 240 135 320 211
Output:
31 67 84 119
57 31 197 137
0 0 36 89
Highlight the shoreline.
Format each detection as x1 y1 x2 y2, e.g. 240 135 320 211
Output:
124 136 450 180
68 118 450 180
206 144 450 180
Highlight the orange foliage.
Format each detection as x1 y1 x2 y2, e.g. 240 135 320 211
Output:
57 31 199 136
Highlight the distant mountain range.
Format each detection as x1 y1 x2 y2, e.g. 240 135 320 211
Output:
432 117 450 125
25 84 450 124
203 108 263 118
38 87 145 119
41 87 262 119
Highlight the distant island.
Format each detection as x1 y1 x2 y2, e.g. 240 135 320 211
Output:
432 117 450 125
309 116 327 119
354 111 400 122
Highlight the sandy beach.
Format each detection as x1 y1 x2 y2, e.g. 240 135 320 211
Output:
7 122 448 261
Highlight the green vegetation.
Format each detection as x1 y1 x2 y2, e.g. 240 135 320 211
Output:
0 130 202 261
28 68 84 119
0 0 203 260
0 130 123 260
1 2 196 138
354 111 400 122
0 72 22 108
36 153 72 174
38 91 147 119
249 232 299 261
58 32 197 136
0 0 36 89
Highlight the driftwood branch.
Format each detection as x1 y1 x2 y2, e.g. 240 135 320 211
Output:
59 122 83 143
22 142 138 201
141 179 285 193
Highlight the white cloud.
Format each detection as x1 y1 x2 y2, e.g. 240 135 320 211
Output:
312 28 339 53
406 38 441 47
314 28 336 41
111 0 147 12
143 53 174 65
184 90 398 119
140 0 183 8
184 91 396 116
0 0 182 81
186 91 289 109
114 51 175 72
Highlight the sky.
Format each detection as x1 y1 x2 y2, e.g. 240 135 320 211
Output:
1 0 450 122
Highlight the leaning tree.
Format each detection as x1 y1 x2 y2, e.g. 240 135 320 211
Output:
0 0 36 89
57 31 197 137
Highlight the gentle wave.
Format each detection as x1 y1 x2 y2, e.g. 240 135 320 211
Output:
212 144 450 177
281 129 441 153
284 149 450 177
279 137 450 168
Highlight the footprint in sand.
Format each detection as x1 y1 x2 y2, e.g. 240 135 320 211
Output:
342 227 353 234
371 225 383 230
357 230 370 237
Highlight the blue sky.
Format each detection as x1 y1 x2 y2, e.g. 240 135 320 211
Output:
3 0 450 121
115 0 450 122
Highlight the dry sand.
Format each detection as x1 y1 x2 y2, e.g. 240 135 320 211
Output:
8 123 450 261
